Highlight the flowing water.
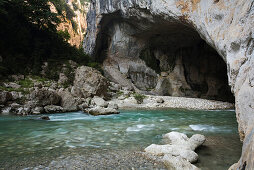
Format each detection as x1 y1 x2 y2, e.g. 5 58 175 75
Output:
0 109 241 169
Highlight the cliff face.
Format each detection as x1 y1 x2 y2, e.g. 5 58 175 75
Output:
50 0 90 47
83 0 254 169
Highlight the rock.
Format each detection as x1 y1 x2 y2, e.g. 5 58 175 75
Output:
156 98 164 104
34 82 43 88
73 66 109 98
145 132 205 167
163 132 205 151
145 144 198 163
32 107 44 114
108 103 119 110
40 116 50 120
161 72 168 77
30 89 61 107
78 103 89 110
8 74 24 81
1 107 11 115
163 155 200 170
84 1 254 166
58 73 69 85
92 96 108 108
0 91 12 104
3 82 21 89
57 89 80 111
10 91 22 100
85 106 119 116
44 105 64 113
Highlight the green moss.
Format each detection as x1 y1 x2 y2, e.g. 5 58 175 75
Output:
18 78 34 88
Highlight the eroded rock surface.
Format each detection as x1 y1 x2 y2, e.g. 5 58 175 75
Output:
145 132 205 169
74 66 109 98
84 0 254 168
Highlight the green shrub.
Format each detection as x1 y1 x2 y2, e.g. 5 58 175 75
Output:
134 93 146 104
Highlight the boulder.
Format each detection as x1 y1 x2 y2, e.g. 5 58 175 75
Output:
0 91 12 105
73 66 109 98
57 89 81 111
145 132 205 167
145 144 198 163
84 106 119 116
44 105 64 113
30 89 61 106
92 96 108 107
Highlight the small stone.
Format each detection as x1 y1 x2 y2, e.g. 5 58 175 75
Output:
156 98 164 104
40 116 50 120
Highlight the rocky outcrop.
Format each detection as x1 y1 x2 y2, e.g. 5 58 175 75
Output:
145 132 205 169
84 0 254 168
74 66 109 98
0 91 12 105
50 0 90 47
30 89 61 107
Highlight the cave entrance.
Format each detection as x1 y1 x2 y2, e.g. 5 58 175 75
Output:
135 22 235 103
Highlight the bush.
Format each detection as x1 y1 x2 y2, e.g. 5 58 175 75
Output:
134 93 146 104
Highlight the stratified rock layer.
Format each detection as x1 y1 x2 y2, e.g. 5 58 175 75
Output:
84 0 254 168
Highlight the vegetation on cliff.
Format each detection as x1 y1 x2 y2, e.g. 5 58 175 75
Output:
0 0 90 79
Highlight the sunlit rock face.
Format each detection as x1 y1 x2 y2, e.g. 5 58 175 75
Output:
84 1 254 168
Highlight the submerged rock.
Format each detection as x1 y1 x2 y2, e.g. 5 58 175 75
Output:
40 116 50 120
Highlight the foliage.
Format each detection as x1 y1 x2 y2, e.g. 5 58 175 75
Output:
134 93 146 104
0 0 90 79
58 29 71 41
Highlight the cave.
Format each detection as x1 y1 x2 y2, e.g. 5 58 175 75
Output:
134 23 235 103
94 17 235 103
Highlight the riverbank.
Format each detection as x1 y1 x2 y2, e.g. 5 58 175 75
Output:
109 95 234 111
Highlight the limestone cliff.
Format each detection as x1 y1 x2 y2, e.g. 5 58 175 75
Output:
83 0 254 169
50 0 90 47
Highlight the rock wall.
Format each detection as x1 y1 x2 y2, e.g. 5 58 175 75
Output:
83 0 254 169
50 0 90 47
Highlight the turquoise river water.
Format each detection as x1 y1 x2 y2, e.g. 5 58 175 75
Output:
0 109 242 169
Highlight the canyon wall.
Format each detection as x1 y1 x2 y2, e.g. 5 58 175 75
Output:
50 0 90 47
83 0 254 169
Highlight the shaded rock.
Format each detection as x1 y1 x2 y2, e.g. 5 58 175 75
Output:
58 73 69 85
8 74 24 81
57 89 80 111
30 89 61 106
78 103 89 110
85 106 119 116
10 91 22 100
34 82 43 88
40 116 50 120
44 105 64 113
74 66 109 98
0 91 12 105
